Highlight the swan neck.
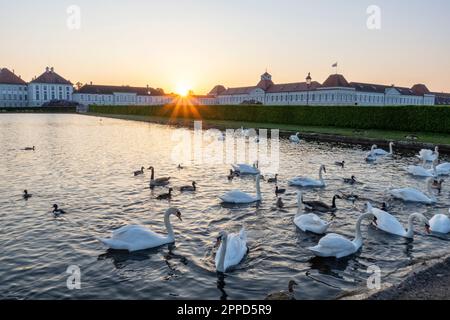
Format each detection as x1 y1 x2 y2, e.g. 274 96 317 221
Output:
151 168 155 180
319 167 324 182
256 176 261 199
406 213 420 238
218 235 228 273
164 211 175 240
297 194 303 215
353 213 370 249
389 143 393 155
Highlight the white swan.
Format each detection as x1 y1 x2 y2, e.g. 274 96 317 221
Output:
220 174 262 204
407 160 435 177
417 146 439 163
98 208 182 252
231 162 260 175
373 142 394 156
294 192 331 235
368 203 430 238
215 228 248 273
434 162 450 176
389 178 437 204
430 209 450 234
365 145 378 162
308 204 375 259
289 165 326 188
289 132 301 143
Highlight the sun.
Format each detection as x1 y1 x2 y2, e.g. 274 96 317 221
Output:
175 84 191 97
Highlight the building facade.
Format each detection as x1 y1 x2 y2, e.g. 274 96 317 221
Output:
72 84 172 106
28 67 73 107
205 72 437 106
0 68 28 107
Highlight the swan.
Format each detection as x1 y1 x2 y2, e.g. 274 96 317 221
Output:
180 181 196 192
389 178 437 204
407 160 435 177
231 162 260 175
430 209 450 234
215 228 248 273
265 280 298 300
365 145 378 162
220 174 262 204
98 208 182 252
149 166 171 187
289 132 301 143
308 205 375 259
372 142 394 156
294 192 331 235
134 166 145 176
23 190 32 200
368 203 430 238
434 162 450 176
303 194 341 213
289 165 326 188
417 146 439 163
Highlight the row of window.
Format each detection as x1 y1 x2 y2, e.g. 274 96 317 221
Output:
0 94 28 101
75 94 172 105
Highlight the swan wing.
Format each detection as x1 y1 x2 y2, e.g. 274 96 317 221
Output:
373 149 388 156
430 214 450 234
308 233 354 257
390 188 433 203
100 225 169 251
224 233 247 269
220 190 257 204
372 208 406 236
289 177 323 187
294 214 330 234
407 166 433 177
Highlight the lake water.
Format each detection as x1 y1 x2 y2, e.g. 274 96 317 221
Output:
0 113 449 300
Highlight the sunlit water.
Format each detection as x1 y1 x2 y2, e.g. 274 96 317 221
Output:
0 114 449 300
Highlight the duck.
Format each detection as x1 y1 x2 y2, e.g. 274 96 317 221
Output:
343 175 358 185
294 192 331 234
275 186 286 195
149 166 171 188
367 203 430 238
265 280 298 300
98 208 182 252
407 160 435 177
289 132 301 143
157 188 173 200
389 178 437 204
24 146 35 151
417 146 439 163
23 190 32 200
52 204 66 216
372 142 394 157
215 228 248 273
431 179 444 194
334 161 345 168
180 181 196 192
289 165 326 188
276 197 285 209
339 192 359 204
308 204 375 259
430 209 450 234
227 169 236 181
177 164 184 170
220 175 262 204
134 166 145 176
267 174 278 183
303 194 341 213
231 162 260 175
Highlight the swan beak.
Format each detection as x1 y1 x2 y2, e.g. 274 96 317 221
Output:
425 224 431 234
176 212 182 222
373 217 378 226
214 237 222 248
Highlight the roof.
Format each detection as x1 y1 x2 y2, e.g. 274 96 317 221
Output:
74 84 164 96
221 86 258 96
0 68 27 85
322 74 350 88
256 79 275 91
266 81 322 93
208 85 227 96
411 84 431 95
31 67 72 85
350 82 424 96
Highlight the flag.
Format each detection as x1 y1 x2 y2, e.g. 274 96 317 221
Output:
332 62 338 68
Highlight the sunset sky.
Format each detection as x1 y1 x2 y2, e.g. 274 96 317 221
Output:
1 0 449 94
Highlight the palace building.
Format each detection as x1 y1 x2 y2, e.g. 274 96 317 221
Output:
28 67 73 107
204 72 437 106
0 68 28 107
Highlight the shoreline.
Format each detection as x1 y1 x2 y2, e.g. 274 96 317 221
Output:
83 112 450 154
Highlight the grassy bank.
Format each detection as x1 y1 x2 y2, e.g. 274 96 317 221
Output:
0 106 76 113
89 104 450 134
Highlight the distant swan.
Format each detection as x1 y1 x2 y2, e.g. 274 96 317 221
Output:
308 204 375 259
417 146 439 163
368 203 430 238
365 145 378 162
372 142 394 157
289 165 326 188
434 162 450 176
430 209 450 234
294 192 331 235
215 228 248 273
149 166 171 188
389 178 437 204
98 208 182 252
407 160 435 177
220 175 262 204
231 162 260 175
289 132 301 143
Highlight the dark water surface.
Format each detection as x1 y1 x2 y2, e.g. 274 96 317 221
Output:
0 114 449 300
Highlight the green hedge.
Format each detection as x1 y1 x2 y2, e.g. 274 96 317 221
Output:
89 104 450 134
0 106 76 113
